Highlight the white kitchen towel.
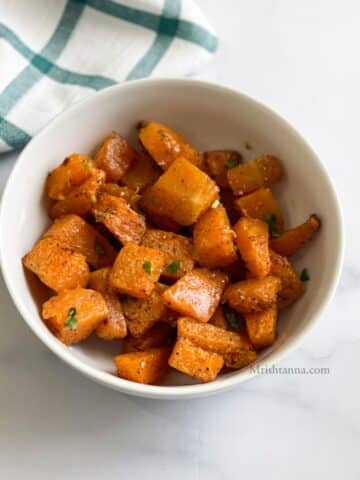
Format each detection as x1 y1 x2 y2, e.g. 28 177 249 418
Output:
0 0 218 152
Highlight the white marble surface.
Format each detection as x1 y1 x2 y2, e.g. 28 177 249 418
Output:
0 1 359 478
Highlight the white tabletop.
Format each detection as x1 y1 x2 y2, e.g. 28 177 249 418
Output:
1 1 359 478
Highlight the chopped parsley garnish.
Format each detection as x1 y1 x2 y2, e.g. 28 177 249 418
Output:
211 199 220 209
226 153 240 170
64 307 78 330
225 310 240 331
94 238 105 255
264 213 280 238
143 260 152 274
300 268 310 282
167 261 180 274
90 193 97 204
83 160 92 170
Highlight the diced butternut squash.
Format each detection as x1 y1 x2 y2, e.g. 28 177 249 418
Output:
23 237 89 292
141 229 194 280
270 214 321 257
122 284 172 337
138 190 182 232
177 317 252 354
168 337 224 383
234 187 284 232
203 150 242 188
193 204 237 268
49 168 105 219
92 192 146 245
234 217 271 278
162 268 228 322
139 157 219 226
223 349 257 369
138 121 202 170
42 288 108 345
223 276 282 313
126 323 174 351
245 304 277 349
88 268 127 339
228 155 284 196
43 214 117 269
94 131 136 182
270 250 305 308
209 307 229 330
109 243 165 299
46 154 94 200
100 183 140 210
114 347 171 384
122 152 162 192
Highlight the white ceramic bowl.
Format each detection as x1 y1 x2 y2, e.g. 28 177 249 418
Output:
0 79 343 399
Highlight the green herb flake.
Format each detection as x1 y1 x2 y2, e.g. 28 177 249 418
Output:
226 153 240 170
83 160 92 170
94 238 105 255
300 268 310 282
225 310 240 331
64 307 78 330
143 260 152 274
167 261 181 274
211 199 220 209
264 213 280 238
90 193 97 204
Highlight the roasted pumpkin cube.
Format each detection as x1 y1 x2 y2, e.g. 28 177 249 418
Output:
122 284 172 337
140 157 219 226
92 192 146 245
138 121 202 170
223 276 282 313
162 268 228 322
94 131 136 182
245 304 277 349
100 183 140 210
138 190 182 232
46 154 94 200
223 349 257 369
141 229 194 280
43 214 117 269
49 168 105 219
114 347 171 384
234 217 270 278
126 323 174 351
193 204 237 268
122 152 162 192
42 288 108 345
209 307 229 330
234 187 284 232
177 317 252 354
88 267 110 291
270 250 305 308
23 237 89 292
228 155 284 196
203 150 242 188
270 214 321 257
168 337 224 383
109 243 165 299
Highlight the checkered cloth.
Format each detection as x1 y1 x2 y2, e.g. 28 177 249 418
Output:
0 0 217 153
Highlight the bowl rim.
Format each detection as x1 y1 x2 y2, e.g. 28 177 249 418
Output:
0 78 344 399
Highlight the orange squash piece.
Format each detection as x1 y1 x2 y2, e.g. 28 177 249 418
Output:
114 347 171 384
168 337 224 383
92 192 146 245
234 217 271 278
122 152 162 192
223 349 257 369
203 150 242 188
270 250 305 308
138 121 202 170
223 276 282 314
138 190 182 232
270 214 321 257
245 304 277 349
23 237 89 292
162 268 228 323
234 187 284 232
126 323 174 351
94 131 136 182
46 154 94 200
100 183 140 210
141 229 194 280
228 155 284 196
140 157 219 226
43 214 117 269
109 243 165 299
42 288 108 345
